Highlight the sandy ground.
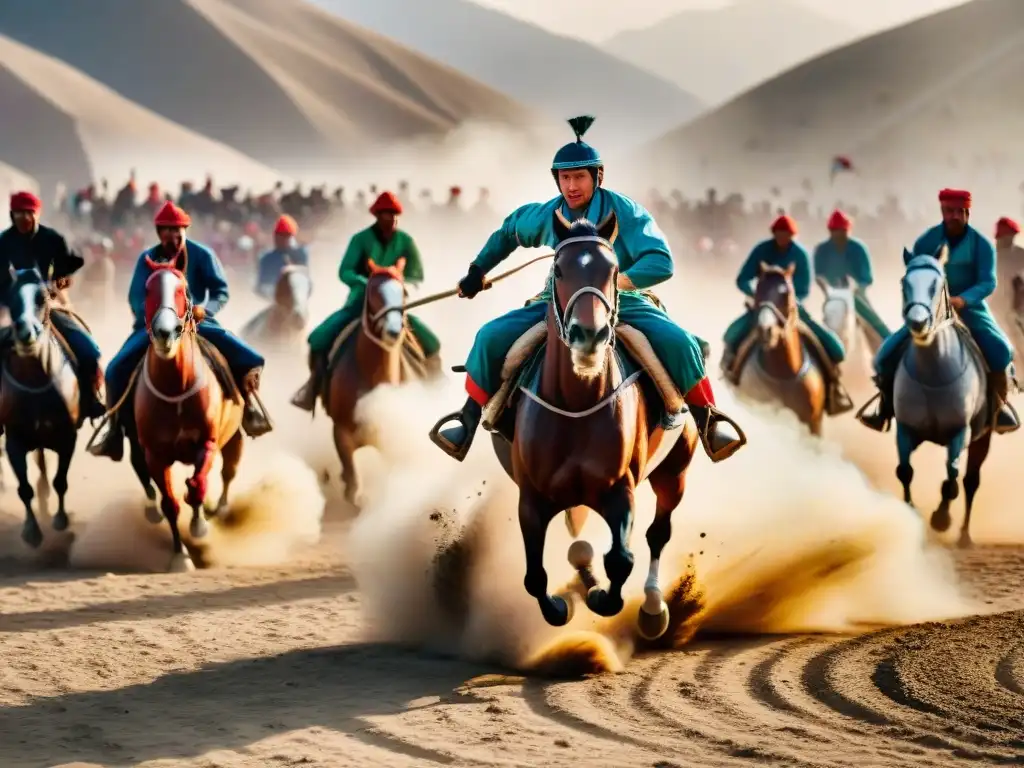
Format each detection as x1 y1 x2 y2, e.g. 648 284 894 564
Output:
1 221 1023 768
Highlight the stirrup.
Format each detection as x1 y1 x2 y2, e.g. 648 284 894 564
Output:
855 391 891 432
698 406 747 463
428 412 471 461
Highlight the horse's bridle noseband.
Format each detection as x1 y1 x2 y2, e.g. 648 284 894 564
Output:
361 277 406 351
550 235 619 347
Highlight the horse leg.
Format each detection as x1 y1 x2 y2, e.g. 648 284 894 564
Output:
895 423 920 509
637 432 698 640
185 439 217 539
129 437 160 523
959 432 991 549
519 489 572 626
50 435 77 532
932 427 967 534
0 433 7 492
586 481 636 618
7 436 40 548
148 456 193 572
214 429 245 516
35 449 50 518
333 422 362 508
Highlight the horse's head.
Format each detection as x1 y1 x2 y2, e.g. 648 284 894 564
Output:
820 284 856 342
7 266 49 353
363 258 406 344
274 263 312 316
144 254 192 359
551 210 619 379
753 262 797 347
901 245 951 345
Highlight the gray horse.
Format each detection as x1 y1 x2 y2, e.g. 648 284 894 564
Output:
875 245 993 547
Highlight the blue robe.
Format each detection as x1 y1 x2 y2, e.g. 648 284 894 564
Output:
723 239 845 363
874 224 1014 377
104 240 264 403
463 188 706 402
812 236 891 340
256 246 309 299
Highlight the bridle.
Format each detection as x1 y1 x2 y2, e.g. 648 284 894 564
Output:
361 275 406 351
549 235 620 348
903 259 955 338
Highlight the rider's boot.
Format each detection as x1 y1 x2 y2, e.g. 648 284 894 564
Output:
89 412 124 462
291 351 327 413
825 378 855 416
689 404 746 462
988 368 1020 434
858 374 894 432
719 348 739 384
242 368 273 437
430 397 483 462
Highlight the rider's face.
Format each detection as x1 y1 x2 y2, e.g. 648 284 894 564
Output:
158 226 184 253
274 233 292 250
10 210 36 234
941 204 968 236
829 228 848 245
996 234 1015 250
773 231 793 249
375 212 398 236
558 170 595 210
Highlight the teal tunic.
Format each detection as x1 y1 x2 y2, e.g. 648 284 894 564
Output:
463 188 706 402
812 237 891 340
874 224 1014 377
722 239 845 363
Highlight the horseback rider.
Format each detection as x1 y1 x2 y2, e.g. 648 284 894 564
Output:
994 217 1024 294
291 191 442 411
0 191 105 421
860 188 1020 434
89 201 273 461
430 115 743 463
812 209 890 341
720 214 853 415
255 214 309 299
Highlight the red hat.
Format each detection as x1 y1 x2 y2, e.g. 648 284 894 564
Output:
369 191 403 216
9 191 41 213
273 214 298 235
996 217 1020 237
153 200 192 228
450 186 462 195
771 214 798 235
826 209 852 231
938 188 972 209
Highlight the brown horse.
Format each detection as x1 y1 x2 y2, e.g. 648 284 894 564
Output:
479 214 698 640
322 258 427 507
240 264 312 349
130 257 245 572
730 264 827 435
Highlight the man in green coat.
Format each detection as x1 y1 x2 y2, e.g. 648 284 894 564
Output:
291 191 441 411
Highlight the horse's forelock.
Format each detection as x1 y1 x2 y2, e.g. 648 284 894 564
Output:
367 262 404 282
904 254 944 278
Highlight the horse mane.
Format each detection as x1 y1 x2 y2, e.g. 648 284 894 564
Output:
566 218 601 238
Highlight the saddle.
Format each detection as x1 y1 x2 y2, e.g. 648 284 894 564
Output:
728 319 835 385
124 335 242 413
480 321 685 443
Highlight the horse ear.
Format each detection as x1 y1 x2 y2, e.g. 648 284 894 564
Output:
366 258 378 274
784 262 796 278
936 244 949 266
394 256 406 275
597 211 619 245
902 247 914 265
552 209 572 242
8 264 16 282
758 261 770 276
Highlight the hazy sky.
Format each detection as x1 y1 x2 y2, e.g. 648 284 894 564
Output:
471 0 973 41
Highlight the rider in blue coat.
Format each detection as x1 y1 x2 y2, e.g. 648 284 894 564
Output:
859 188 1019 434
89 201 273 461
256 214 309 299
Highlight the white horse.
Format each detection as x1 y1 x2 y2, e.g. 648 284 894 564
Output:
819 279 881 384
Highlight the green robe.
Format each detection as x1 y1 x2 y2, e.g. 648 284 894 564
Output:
307 226 440 356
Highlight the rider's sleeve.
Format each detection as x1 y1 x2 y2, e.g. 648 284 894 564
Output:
199 246 231 316
471 203 545 275
792 243 812 301
617 198 673 290
127 254 148 327
339 233 368 288
959 234 997 306
50 232 85 279
255 253 274 290
848 240 874 288
402 235 425 286
735 243 763 297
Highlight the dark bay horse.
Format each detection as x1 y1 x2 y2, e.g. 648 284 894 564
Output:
731 264 827 435
0 268 84 546
322 258 428 506
241 264 312 349
484 214 698 640
130 257 245 571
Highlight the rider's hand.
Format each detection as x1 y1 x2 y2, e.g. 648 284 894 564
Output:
54 276 72 290
456 264 486 299
950 296 966 311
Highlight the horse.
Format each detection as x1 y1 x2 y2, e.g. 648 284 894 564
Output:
730 264 827 435
819 279 882 385
867 246 996 547
323 258 427 507
462 213 699 640
128 257 246 571
1008 272 1024 357
0 268 85 546
240 263 312 349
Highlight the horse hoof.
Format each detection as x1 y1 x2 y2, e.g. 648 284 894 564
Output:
637 603 670 641
190 513 209 539
169 553 195 573
586 586 624 617
145 503 163 524
567 540 594 570
957 533 973 550
930 508 952 533
21 522 43 549
540 593 574 627
52 511 69 532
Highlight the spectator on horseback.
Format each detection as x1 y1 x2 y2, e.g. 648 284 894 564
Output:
860 189 1020 435
720 214 853 415
0 191 106 422
291 191 442 412
430 115 742 463
256 215 308 300
89 201 272 462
